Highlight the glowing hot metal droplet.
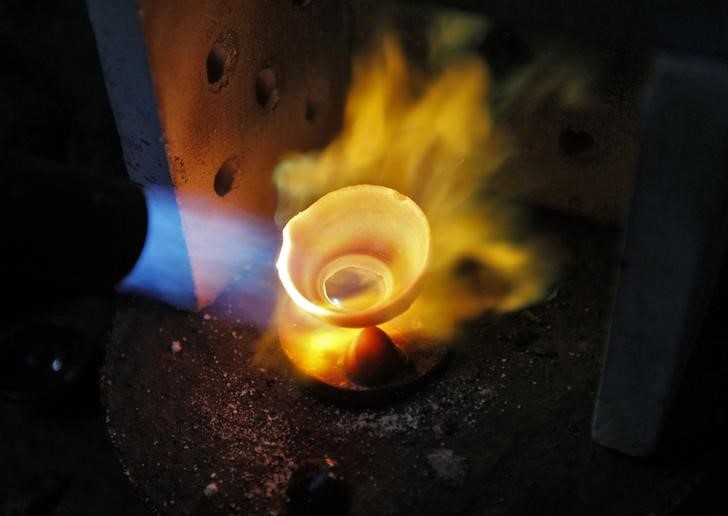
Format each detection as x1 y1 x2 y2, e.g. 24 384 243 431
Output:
276 184 446 396
344 326 408 386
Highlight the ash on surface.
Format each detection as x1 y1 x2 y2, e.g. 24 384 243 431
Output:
104 214 707 516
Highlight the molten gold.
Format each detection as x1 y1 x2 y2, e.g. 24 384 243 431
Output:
344 327 408 386
277 294 445 390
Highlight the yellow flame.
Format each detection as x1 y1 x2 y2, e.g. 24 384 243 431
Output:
267 24 559 376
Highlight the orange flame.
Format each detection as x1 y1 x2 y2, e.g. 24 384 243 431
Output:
267 25 559 377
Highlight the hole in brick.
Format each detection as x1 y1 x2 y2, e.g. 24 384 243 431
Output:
256 68 280 111
293 0 311 6
558 128 595 156
305 99 319 123
206 33 237 91
214 159 238 197
207 47 226 84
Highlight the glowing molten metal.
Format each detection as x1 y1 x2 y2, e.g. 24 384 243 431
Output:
276 185 431 388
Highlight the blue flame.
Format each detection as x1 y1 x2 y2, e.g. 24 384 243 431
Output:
119 186 281 325
118 187 195 308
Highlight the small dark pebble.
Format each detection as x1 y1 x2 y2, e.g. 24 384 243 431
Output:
287 458 350 516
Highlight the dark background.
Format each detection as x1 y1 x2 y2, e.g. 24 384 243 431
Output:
0 1 150 514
